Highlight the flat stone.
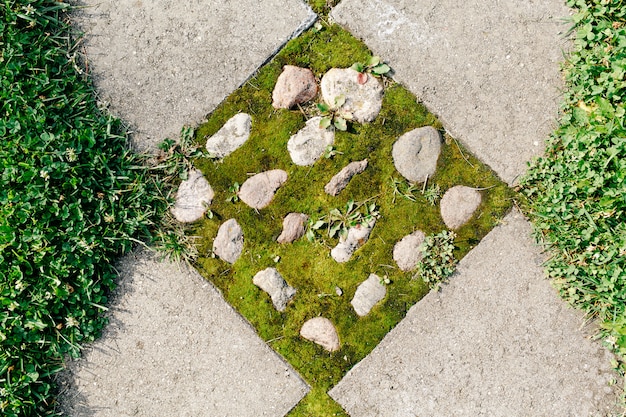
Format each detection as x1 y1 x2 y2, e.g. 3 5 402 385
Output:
253 268 296 312
272 65 318 109
393 230 426 271
239 170 288 209
287 117 335 166
171 169 214 223
71 0 316 151
440 185 482 230
213 219 244 264
205 113 252 158
392 126 442 183
324 159 368 196
330 209 619 416
351 274 387 317
57 251 309 417
300 317 340 352
331 0 570 185
320 68 383 123
331 219 375 263
277 213 309 244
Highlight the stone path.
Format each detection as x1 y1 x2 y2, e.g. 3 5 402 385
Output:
59 0 622 416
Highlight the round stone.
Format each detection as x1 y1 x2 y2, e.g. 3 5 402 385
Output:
238 170 288 209
205 113 251 158
287 117 335 166
440 185 482 230
300 317 340 352
320 68 383 123
272 65 318 109
393 230 426 271
392 126 442 183
171 169 214 223
212 219 244 264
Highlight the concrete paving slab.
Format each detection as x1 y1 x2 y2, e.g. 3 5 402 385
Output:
70 0 316 150
329 209 619 416
331 0 571 185
57 251 309 417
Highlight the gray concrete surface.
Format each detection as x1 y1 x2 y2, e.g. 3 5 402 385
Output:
329 209 620 416
332 0 571 185
57 252 309 416
70 0 315 150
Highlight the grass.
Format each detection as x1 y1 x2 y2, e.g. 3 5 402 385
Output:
0 2 191 415
521 0 626 405
192 21 512 414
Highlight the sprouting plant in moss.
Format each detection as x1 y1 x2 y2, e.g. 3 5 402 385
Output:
306 199 380 241
318 95 349 131
423 183 442 206
324 145 342 159
415 230 458 291
155 126 203 180
226 182 240 203
351 55 391 81
389 177 420 203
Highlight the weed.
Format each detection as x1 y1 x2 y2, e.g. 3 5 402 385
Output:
225 182 240 203
521 0 626 391
351 55 392 80
414 231 458 290
0 2 192 414
318 95 349 131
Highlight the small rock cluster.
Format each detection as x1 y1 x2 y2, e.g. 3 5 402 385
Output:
172 64 485 353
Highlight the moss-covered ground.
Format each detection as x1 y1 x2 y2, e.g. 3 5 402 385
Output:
192 22 513 415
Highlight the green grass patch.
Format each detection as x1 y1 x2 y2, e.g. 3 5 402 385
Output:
0 2 191 415
193 21 512 414
521 0 626 401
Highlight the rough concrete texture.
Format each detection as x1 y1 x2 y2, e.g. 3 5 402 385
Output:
332 0 571 185
330 209 619 416
69 0 315 150
57 252 309 416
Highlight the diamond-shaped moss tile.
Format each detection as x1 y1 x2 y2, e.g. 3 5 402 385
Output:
189 21 513 416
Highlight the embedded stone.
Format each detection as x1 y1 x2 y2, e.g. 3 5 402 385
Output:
171 169 214 223
324 159 368 196
392 126 442 183
212 219 244 264
320 68 383 123
287 117 335 166
300 317 340 352
393 230 426 272
238 170 288 209
351 274 387 317
331 219 375 263
253 268 296 312
440 185 482 230
277 213 309 244
272 65 318 109
205 113 252 158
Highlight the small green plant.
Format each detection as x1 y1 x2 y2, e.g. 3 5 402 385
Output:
423 184 442 206
324 145 342 159
415 230 458 290
306 199 380 241
226 182 240 203
318 95 349 131
155 126 203 180
389 177 420 203
351 55 391 83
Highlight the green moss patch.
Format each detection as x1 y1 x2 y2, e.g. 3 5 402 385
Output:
192 22 512 415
